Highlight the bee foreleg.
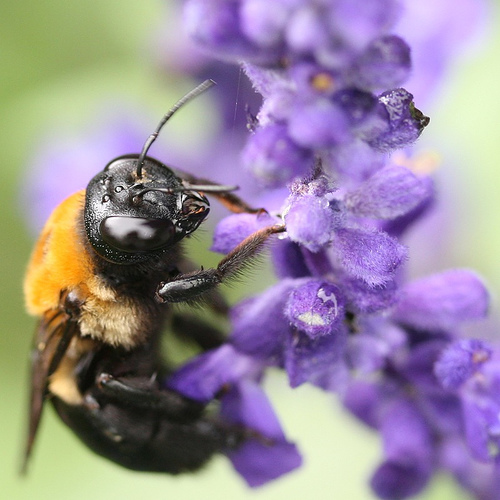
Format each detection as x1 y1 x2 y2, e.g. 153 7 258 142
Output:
156 224 285 303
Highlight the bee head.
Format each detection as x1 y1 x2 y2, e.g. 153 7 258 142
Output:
84 155 211 264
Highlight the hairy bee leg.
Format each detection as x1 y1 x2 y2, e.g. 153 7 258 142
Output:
156 224 285 303
171 313 226 350
96 373 204 420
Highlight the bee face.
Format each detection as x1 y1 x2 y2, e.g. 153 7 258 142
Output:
84 155 210 264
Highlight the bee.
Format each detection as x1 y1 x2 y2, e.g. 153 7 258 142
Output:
22 80 283 473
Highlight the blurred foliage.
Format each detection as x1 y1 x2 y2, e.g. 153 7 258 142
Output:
1 1 498 499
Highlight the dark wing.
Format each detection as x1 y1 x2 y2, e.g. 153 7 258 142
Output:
21 308 78 474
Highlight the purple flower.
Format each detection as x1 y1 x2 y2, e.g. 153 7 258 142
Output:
332 226 407 286
211 211 278 254
287 97 352 148
392 269 490 331
368 89 430 152
284 280 344 339
435 339 493 390
349 35 411 90
343 165 433 220
370 400 434 499
284 194 339 252
221 380 302 487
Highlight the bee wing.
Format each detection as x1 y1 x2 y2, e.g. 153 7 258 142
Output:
21 310 78 474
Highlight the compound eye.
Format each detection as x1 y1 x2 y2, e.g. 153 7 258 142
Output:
182 191 209 218
100 216 176 253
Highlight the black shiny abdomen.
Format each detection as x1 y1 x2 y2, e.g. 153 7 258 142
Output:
51 397 225 473
51 343 233 473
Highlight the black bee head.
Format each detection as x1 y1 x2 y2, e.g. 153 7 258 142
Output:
84 155 210 264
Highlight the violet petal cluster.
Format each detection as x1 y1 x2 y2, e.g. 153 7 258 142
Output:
171 0 500 496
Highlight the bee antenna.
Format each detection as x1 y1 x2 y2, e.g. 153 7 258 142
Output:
136 79 216 178
132 183 238 203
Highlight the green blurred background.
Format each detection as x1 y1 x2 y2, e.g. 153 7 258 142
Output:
1 1 499 499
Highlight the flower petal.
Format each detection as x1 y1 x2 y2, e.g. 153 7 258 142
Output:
285 194 341 252
332 226 407 286
167 345 260 402
242 123 313 187
369 88 430 152
284 325 347 388
392 269 490 331
284 279 345 338
211 212 276 254
222 380 302 487
434 339 493 390
231 279 299 363
344 165 433 220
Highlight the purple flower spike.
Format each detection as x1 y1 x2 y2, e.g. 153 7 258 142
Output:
392 269 490 331
168 344 261 402
211 212 276 254
242 123 313 187
434 339 493 390
369 89 430 152
351 35 411 90
222 380 302 487
284 279 344 339
344 165 432 220
332 227 407 286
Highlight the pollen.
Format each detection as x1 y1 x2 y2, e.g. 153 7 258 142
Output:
297 311 327 326
311 73 335 93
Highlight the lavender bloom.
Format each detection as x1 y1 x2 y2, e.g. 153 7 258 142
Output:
220 380 303 487
177 0 497 496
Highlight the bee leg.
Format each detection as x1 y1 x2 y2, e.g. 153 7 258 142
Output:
171 313 226 350
156 224 285 303
95 375 263 451
95 373 205 421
